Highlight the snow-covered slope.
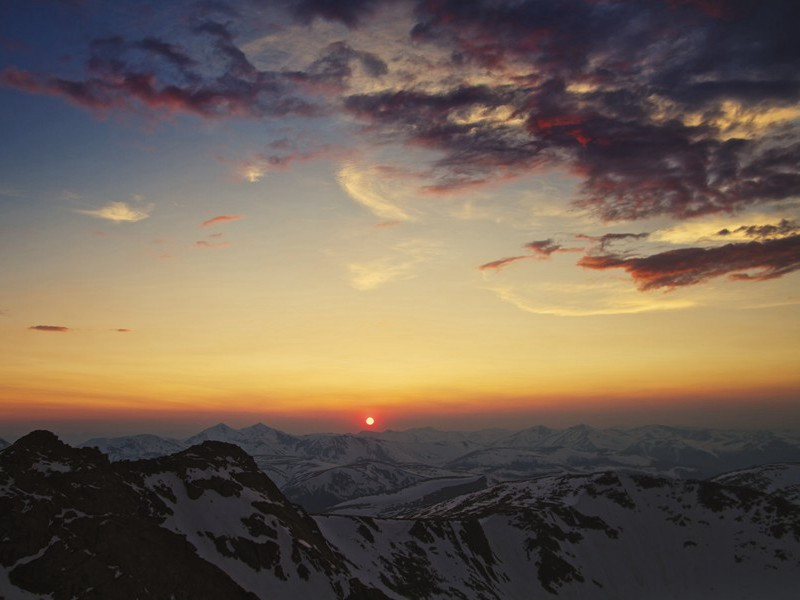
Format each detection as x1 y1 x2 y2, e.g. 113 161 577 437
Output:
3 433 798 600
317 471 800 599
712 463 800 505
280 461 431 512
327 474 488 517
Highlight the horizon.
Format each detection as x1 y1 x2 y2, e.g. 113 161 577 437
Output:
1 1 798 436
4 411 800 446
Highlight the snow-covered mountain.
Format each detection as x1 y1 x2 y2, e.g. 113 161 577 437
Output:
317 470 800 599
3 433 798 599
0 431 389 599
74 422 800 511
712 463 800 505
81 433 186 461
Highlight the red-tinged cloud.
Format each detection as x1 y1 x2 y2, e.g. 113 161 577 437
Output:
200 215 244 228
29 325 70 332
525 239 569 258
479 255 530 271
481 239 577 271
0 22 318 119
4 0 800 240
578 234 800 290
338 0 800 220
375 220 403 228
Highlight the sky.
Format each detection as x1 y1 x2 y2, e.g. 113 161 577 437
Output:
1 0 798 441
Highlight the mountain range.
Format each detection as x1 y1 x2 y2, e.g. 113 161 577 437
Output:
1 430 798 599
77 422 800 512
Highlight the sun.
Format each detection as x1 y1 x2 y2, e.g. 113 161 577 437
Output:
365 416 375 426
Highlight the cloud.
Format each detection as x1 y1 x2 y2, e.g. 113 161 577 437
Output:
489 283 696 317
717 219 799 240
481 239 578 272
335 0 800 222
0 21 317 119
375 220 403 229
575 232 649 252
76 201 153 223
347 239 444 290
289 0 383 28
29 325 70 332
337 162 415 221
4 0 800 296
194 240 231 250
114 328 131 332
579 235 800 290
200 215 245 228
479 255 529 271
231 143 341 183
525 239 574 258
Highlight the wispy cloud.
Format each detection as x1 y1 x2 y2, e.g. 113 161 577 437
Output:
29 325 70 332
489 284 696 317
347 239 444 290
200 215 245 228
77 200 153 223
337 162 414 222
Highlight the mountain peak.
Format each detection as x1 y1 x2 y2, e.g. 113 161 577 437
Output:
9 429 69 454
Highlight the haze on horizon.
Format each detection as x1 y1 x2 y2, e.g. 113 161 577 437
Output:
1 0 798 437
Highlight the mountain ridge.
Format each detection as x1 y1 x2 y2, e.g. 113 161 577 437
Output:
2 431 799 599
71 422 800 512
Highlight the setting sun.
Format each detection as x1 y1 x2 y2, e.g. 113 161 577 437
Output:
365 417 375 426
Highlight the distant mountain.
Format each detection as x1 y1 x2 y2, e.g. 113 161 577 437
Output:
81 433 186 461
0 438 8 451
3 433 798 599
281 461 432 513
75 423 800 511
712 463 800 505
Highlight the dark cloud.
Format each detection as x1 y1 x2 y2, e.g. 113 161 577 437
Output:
29 325 70 332
717 219 799 239
340 0 800 220
578 235 800 290
114 328 131 332
576 232 649 251
3 0 799 294
288 0 382 27
1 22 317 119
304 41 387 87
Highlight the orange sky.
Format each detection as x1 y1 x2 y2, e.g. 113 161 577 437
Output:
1 0 798 440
